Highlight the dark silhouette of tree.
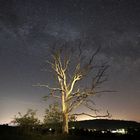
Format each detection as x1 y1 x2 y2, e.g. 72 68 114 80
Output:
35 42 111 134
12 109 40 127
44 102 62 125
43 102 76 130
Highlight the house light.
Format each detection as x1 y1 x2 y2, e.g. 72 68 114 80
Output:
111 129 127 134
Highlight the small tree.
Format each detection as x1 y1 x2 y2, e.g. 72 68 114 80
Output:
43 102 76 130
44 102 62 127
12 109 40 127
36 42 111 134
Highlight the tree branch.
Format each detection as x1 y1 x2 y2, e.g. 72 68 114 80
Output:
33 83 64 92
73 111 111 118
43 94 61 100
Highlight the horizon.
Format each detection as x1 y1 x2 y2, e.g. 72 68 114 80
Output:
1 117 140 125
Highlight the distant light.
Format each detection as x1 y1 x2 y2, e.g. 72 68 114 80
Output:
111 130 117 133
71 126 75 129
111 129 127 134
87 129 93 132
49 128 52 131
101 130 105 133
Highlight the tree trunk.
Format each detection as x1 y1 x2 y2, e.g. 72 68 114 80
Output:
62 91 69 134
62 112 68 134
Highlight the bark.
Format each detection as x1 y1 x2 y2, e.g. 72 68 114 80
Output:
62 112 68 134
62 91 69 134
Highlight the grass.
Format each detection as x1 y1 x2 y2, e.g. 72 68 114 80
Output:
0 133 138 140
0 126 139 140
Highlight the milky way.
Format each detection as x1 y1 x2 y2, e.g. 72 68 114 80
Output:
0 0 140 123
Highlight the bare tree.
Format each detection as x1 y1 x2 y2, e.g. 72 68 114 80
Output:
35 42 111 134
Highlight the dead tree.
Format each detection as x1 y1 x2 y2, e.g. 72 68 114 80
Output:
35 42 111 134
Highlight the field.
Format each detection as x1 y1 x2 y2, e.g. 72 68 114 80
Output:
0 127 139 140
0 133 138 140
0 124 140 140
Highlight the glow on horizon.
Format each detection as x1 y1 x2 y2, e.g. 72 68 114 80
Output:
1 112 139 125
1 99 140 124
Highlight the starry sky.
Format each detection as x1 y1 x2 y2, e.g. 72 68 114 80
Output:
0 0 140 123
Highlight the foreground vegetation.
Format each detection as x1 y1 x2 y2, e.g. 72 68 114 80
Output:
0 125 139 140
1 134 138 140
0 132 139 140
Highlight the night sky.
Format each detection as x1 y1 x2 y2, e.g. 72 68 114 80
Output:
0 0 140 124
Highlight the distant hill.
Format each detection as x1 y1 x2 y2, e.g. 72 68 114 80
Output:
0 119 140 130
70 119 140 130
